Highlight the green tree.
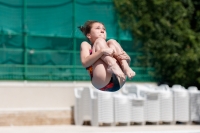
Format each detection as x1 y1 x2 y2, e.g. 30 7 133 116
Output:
114 0 200 88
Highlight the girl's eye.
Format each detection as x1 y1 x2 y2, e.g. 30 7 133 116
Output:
95 27 105 30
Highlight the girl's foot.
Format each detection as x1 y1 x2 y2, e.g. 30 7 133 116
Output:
123 66 136 79
118 60 135 79
107 63 125 81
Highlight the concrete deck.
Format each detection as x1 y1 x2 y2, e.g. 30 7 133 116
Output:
0 125 199 133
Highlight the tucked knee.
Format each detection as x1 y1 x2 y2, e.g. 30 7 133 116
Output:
107 39 117 45
95 38 107 46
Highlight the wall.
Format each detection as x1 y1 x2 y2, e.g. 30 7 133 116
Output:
0 81 156 126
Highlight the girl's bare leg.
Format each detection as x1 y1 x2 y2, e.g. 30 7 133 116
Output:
107 39 135 79
92 59 112 89
92 38 125 81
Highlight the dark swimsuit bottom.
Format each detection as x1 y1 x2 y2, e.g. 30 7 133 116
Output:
101 73 120 92
86 50 120 92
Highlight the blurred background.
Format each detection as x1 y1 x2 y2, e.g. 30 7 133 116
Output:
0 0 199 132
0 0 154 82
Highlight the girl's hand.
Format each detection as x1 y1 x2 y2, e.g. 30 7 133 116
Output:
102 48 114 56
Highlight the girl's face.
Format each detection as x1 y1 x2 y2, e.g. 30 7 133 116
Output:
86 22 107 43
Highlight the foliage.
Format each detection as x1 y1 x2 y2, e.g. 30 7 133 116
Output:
114 0 200 87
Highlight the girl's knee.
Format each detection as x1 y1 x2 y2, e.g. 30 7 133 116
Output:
95 38 107 45
107 39 122 50
107 39 117 44
93 38 108 50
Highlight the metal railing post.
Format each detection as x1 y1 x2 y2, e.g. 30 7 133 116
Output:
22 0 27 80
72 0 76 80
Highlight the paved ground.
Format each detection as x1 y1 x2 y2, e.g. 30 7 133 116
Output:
0 125 199 133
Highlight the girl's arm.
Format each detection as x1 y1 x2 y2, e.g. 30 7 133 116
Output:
80 41 104 68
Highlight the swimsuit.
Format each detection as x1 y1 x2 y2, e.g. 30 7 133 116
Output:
86 50 120 92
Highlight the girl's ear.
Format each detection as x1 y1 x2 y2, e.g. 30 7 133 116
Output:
86 33 91 39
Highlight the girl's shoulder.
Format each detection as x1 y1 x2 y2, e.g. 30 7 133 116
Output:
81 41 91 49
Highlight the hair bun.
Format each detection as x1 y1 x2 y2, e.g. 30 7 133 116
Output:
78 25 85 32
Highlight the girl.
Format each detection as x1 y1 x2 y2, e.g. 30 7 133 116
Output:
79 20 135 92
